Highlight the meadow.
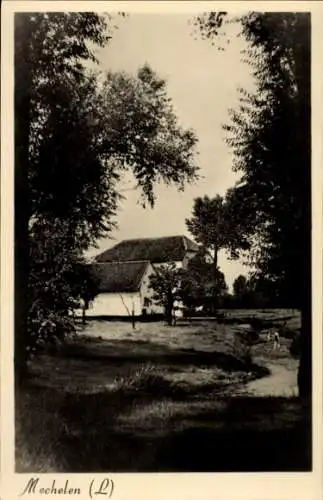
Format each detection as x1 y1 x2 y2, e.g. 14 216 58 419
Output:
15 309 311 472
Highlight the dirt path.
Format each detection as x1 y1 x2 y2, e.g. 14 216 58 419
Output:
239 362 298 397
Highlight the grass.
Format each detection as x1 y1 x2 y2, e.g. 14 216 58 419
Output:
15 309 311 472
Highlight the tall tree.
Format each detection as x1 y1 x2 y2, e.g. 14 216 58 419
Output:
186 194 248 312
194 12 311 401
15 13 199 384
15 12 113 384
186 195 226 272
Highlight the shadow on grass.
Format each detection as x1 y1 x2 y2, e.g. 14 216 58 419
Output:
60 338 269 376
153 420 311 472
16 383 311 473
15 385 140 472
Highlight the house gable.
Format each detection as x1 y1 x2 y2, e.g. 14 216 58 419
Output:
86 261 162 317
91 261 150 294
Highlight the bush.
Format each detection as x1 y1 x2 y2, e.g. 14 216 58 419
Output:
112 364 178 397
27 313 76 357
231 335 253 369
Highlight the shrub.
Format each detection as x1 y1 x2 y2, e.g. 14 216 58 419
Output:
231 334 253 369
112 364 178 396
27 313 76 357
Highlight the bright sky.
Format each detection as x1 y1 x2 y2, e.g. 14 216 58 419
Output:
88 13 255 290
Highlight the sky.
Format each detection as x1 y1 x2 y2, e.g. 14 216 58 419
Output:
87 13 255 290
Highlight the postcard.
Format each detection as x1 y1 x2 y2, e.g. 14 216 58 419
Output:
1 2 322 499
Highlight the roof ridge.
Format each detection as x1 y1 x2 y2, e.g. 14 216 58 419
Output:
93 260 150 265
120 235 183 242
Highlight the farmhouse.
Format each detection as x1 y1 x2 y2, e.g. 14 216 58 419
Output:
87 260 157 317
86 235 199 317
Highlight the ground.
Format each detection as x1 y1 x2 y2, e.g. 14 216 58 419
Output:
15 309 311 472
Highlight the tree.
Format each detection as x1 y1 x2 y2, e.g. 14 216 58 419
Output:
180 253 208 317
203 268 228 314
233 275 247 297
186 195 248 312
15 13 199 384
223 14 310 306
148 264 183 325
15 12 114 384
99 65 198 207
227 13 311 403
232 274 259 308
194 12 311 401
180 253 228 316
28 219 101 351
73 262 101 325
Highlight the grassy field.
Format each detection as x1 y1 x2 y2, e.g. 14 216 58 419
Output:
15 309 311 472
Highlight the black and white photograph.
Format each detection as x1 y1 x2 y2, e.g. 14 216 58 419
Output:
4 2 320 486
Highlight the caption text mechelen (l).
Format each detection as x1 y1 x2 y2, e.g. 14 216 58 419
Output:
19 477 114 497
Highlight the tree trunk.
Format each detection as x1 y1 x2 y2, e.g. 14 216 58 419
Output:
212 248 218 316
165 303 173 326
297 148 311 408
14 14 32 387
82 299 89 325
298 307 311 405
297 231 311 421
297 14 311 414
131 309 136 330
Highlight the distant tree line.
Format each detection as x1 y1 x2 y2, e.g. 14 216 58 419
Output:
148 261 290 323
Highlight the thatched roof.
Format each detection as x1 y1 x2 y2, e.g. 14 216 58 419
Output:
95 235 199 264
91 261 150 293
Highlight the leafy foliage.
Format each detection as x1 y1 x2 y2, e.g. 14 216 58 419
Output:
28 218 101 353
15 13 199 365
224 14 310 307
233 275 248 298
98 64 199 207
148 264 184 325
231 274 268 308
192 12 228 47
185 194 248 313
194 12 311 399
180 253 228 315
15 12 117 375
194 12 310 308
186 195 249 265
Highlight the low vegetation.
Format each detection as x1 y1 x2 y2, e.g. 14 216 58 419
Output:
15 309 310 472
